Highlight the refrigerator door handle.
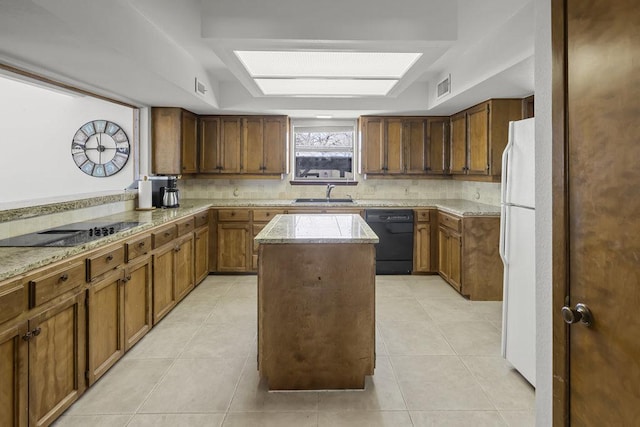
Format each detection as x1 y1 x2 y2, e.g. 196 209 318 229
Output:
499 204 508 263
501 123 515 204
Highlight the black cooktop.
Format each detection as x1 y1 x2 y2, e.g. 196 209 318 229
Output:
0 220 142 247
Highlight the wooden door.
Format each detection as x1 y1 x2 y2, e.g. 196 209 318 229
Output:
361 117 385 174
152 244 176 324
194 226 209 284
262 117 286 174
404 118 427 174
413 222 431 272
151 107 181 175
219 117 242 173
29 292 86 427
199 116 220 172
466 103 490 175
553 0 640 424
385 118 403 174
243 117 264 174
174 234 194 302
123 255 152 351
438 227 449 279
217 223 250 272
448 232 462 292
87 269 124 385
449 112 467 174
426 117 448 175
0 321 28 427
181 110 198 173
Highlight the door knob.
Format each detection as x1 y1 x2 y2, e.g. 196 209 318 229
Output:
561 303 593 327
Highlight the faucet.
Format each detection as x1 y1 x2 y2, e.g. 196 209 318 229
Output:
326 184 336 199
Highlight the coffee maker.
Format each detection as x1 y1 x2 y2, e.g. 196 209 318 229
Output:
160 176 180 208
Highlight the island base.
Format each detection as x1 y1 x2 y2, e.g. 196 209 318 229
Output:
257 243 375 390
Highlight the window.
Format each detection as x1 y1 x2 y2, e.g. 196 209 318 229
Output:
292 121 356 182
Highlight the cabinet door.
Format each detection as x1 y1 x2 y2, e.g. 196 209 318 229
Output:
0 321 28 427
414 222 432 272
199 116 221 173
467 103 490 175
243 117 265 174
385 118 404 174
151 107 182 175
438 227 449 279
152 244 176 324
220 117 242 173
217 223 250 272
194 226 209 285
449 112 467 174
361 118 385 174
87 269 124 385
449 232 462 291
181 110 198 173
426 118 449 175
404 118 427 174
123 256 152 351
174 234 195 303
29 292 86 427
262 117 286 174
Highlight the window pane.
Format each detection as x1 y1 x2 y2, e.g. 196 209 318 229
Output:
293 125 355 180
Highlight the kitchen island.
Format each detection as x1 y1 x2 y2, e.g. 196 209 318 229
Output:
255 214 379 390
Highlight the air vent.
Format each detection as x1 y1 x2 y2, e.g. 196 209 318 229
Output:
437 74 451 98
195 77 207 95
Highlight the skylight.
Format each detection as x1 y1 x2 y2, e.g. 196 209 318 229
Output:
234 51 422 97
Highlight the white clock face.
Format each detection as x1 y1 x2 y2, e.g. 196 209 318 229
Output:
71 120 130 177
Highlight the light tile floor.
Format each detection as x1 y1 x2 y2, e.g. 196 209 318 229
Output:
54 274 535 427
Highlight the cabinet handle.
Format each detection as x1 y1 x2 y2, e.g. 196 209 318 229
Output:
22 331 32 341
59 273 69 282
174 247 181 252
106 254 114 262
138 242 146 248
164 232 171 237
32 327 41 337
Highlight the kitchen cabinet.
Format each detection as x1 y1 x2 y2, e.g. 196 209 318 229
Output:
216 209 251 272
194 225 209 284
449 99 523 179
244 116 287 174
219 117 243 174
426 117 450 175
251 209 286 271
151 107 198 175
361 116 448 176
122 255 152 351
413 209 437 273
28 291 87 427
437 212 503 300
438 212 462 291
174 233 195 302
0 320 27 427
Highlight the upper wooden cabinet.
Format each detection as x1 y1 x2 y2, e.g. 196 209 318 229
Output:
151 107 198 175
199 115 287 176
361 116 449 176
449 99 523 179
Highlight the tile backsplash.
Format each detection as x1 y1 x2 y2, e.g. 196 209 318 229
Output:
181 178 501 205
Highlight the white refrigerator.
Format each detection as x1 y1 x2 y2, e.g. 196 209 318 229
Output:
499 117 536 387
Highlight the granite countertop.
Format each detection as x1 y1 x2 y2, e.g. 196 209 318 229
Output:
255 214 379 244
0 197 498 281
202 198 500 216
0 201 212 281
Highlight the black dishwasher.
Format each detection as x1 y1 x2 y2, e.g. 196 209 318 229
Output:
365 209 414 274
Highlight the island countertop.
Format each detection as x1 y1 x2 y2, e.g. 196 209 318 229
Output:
255 214 379 244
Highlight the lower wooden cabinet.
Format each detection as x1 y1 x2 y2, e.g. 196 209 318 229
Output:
194 226 209 284
28 291 86 427
174 233 195 302
438 225 462 291
217 222 250 272
413 209 437 273
0 320 28 427
152 243 177 324
123 256 152 351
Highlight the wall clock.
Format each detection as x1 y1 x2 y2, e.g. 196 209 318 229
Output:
71 120 130 177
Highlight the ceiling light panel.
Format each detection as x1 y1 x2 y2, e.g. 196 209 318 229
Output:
254 79 398 96
235 51 421 79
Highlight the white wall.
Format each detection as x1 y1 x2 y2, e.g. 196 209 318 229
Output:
535 0 553 424
0 76 136 207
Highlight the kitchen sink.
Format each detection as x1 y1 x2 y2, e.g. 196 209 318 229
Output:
294 198 354 203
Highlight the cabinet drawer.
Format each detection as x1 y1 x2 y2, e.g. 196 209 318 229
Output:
0 279 28 324
87 246 125 281
252 209 285 222
217 209 250 222
126 235 151 262
415 209 432 222
152 224 178 248
29 260 85 307
177 217 195 236
194 210 209 228
438 212 462 232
